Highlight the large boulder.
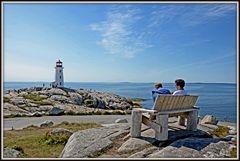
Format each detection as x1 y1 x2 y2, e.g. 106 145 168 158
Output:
3 147 21 158
129 146 159 158
48 107 65 116
31 111 45 117
228 130 237 135
50 128 73 136
115 118 128 123
3 103 30 116
48 88 67 96
200 115 218 125
40 120 54 127
11 98 27 106
89 91 132 110
60 124 130 158
49 95 70 104
68 92 83 105
117 137 156 154
148 137 232 158
38 105 54 111
96 99 106 108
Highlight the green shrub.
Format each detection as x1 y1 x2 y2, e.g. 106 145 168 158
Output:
43 131 71 145
4 114 28 118
65 110 76 115
111 110 126 115
23 125 39 130
60 121 70 125
22 94 44 101
102 111 111 115
127 98 146 102
31 100 52 105
230 147 237 158
3 97 10 103
211 126 230 138
84 99 95 107
12 145 24 153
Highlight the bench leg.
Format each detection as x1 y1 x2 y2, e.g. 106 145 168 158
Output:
155 113 168 141
178 116 185 126
130 110 142 137
186 110 198 131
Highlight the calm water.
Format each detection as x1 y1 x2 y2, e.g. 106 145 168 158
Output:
4 82 237 123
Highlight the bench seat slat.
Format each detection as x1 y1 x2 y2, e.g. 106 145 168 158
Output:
161 96 172 111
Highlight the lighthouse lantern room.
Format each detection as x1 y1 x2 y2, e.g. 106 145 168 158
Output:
51 60 64 88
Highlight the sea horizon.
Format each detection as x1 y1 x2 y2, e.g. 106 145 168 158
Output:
3 81 237 84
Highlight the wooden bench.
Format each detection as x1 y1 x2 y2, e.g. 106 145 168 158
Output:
130 95 199 141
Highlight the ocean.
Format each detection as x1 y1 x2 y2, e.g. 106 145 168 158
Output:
3 82 237 123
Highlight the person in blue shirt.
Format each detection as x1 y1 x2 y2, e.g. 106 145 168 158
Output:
152 82 171 103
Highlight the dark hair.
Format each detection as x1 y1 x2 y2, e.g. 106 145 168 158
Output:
175 79 185 88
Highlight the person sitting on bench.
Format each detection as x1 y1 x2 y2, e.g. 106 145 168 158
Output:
152 82 171 102
173 79 188 95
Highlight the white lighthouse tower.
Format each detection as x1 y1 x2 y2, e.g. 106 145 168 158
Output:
51 60 64 88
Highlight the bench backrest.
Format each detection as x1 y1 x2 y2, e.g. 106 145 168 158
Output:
153 95 199 112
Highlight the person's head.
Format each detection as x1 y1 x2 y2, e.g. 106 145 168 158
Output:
155 82 162 89
175 79 185 90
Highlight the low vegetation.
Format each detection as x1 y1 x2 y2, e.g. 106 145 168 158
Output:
4 114 28 119
210 126 230 138
21 94 45 101
3 97 10 103
128 98 146 102
133 103 143 108
230 147 237 158
3 121 102 158
31 100 53 105
84 99 96 107
64 110 127 116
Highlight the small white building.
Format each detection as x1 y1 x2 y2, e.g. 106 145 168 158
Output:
51 60 64 88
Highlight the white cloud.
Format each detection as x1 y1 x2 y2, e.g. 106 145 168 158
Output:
90 4 236 59
204 4 236 17
148 4 236 27
90 6 153 58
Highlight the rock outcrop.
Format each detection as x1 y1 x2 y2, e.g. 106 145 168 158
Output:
40 120 54 127
59 116 236 159
148 137 234 158
200 115 218 125
60 124 130 158
49 128 73 136
3 87 135 117
3 148 21 158
115 118 128 123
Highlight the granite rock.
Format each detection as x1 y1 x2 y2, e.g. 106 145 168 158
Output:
60 124 130 158
200 115 218 125
3 147 21 158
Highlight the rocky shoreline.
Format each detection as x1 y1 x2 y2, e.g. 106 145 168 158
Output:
3 87 143 118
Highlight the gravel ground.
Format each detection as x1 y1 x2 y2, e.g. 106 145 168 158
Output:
3 115 132 130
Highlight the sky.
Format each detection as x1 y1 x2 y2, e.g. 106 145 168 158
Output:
3 2 237 83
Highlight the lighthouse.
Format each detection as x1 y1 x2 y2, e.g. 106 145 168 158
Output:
51 60 64 88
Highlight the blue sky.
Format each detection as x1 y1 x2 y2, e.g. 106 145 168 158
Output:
3 3 237 83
